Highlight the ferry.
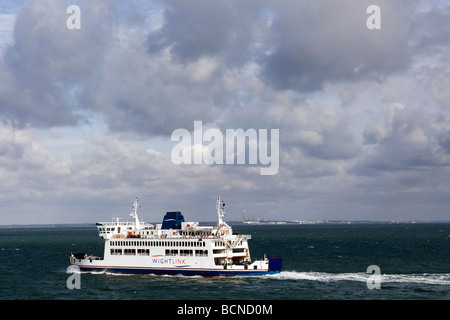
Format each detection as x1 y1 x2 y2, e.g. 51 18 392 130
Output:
69 197 282 276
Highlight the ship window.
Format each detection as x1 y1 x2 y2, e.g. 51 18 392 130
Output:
137 249 150 256
180 249 193 256
124 249 136 255
195 250 208 257
165 249 178 256
110 249 122 255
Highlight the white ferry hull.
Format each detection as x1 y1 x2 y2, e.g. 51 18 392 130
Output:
70 255 282 277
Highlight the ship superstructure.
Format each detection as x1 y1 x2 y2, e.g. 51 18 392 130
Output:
69 197 282 276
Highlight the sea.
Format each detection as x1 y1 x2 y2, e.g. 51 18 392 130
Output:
0 223 449 302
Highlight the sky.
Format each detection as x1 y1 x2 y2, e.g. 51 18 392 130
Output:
0 0 450 224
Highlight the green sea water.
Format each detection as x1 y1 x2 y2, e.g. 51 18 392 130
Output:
0 224 449 300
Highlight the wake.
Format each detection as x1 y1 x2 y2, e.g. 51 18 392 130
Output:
266 271 450 286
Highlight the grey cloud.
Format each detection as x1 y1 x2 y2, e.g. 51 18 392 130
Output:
146 0 266 65
267 103 360 161
354 104 450 175
0 0 442 135
89 47 226 136
263 0 417 92
1 0 114 127
2 0 450 223
409 5 450 53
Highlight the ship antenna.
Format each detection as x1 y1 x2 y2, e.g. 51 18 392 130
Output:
216 196 226 227
130 197 141 232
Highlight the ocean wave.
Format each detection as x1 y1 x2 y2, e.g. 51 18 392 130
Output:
266 271 450 286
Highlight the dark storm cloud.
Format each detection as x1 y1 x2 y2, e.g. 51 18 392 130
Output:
263 0 417 92
0 0 441 134
146 0 266 65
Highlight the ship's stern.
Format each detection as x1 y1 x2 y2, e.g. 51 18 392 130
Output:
268 256 282 273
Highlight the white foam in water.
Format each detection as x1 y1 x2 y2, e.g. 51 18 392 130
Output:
267 271 368 283
267 271 450 286
382 273 450 286
66 265 81 274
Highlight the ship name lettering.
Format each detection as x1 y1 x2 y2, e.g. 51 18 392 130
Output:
152 258 186 265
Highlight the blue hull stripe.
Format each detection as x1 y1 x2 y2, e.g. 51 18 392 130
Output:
77 265 276 276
